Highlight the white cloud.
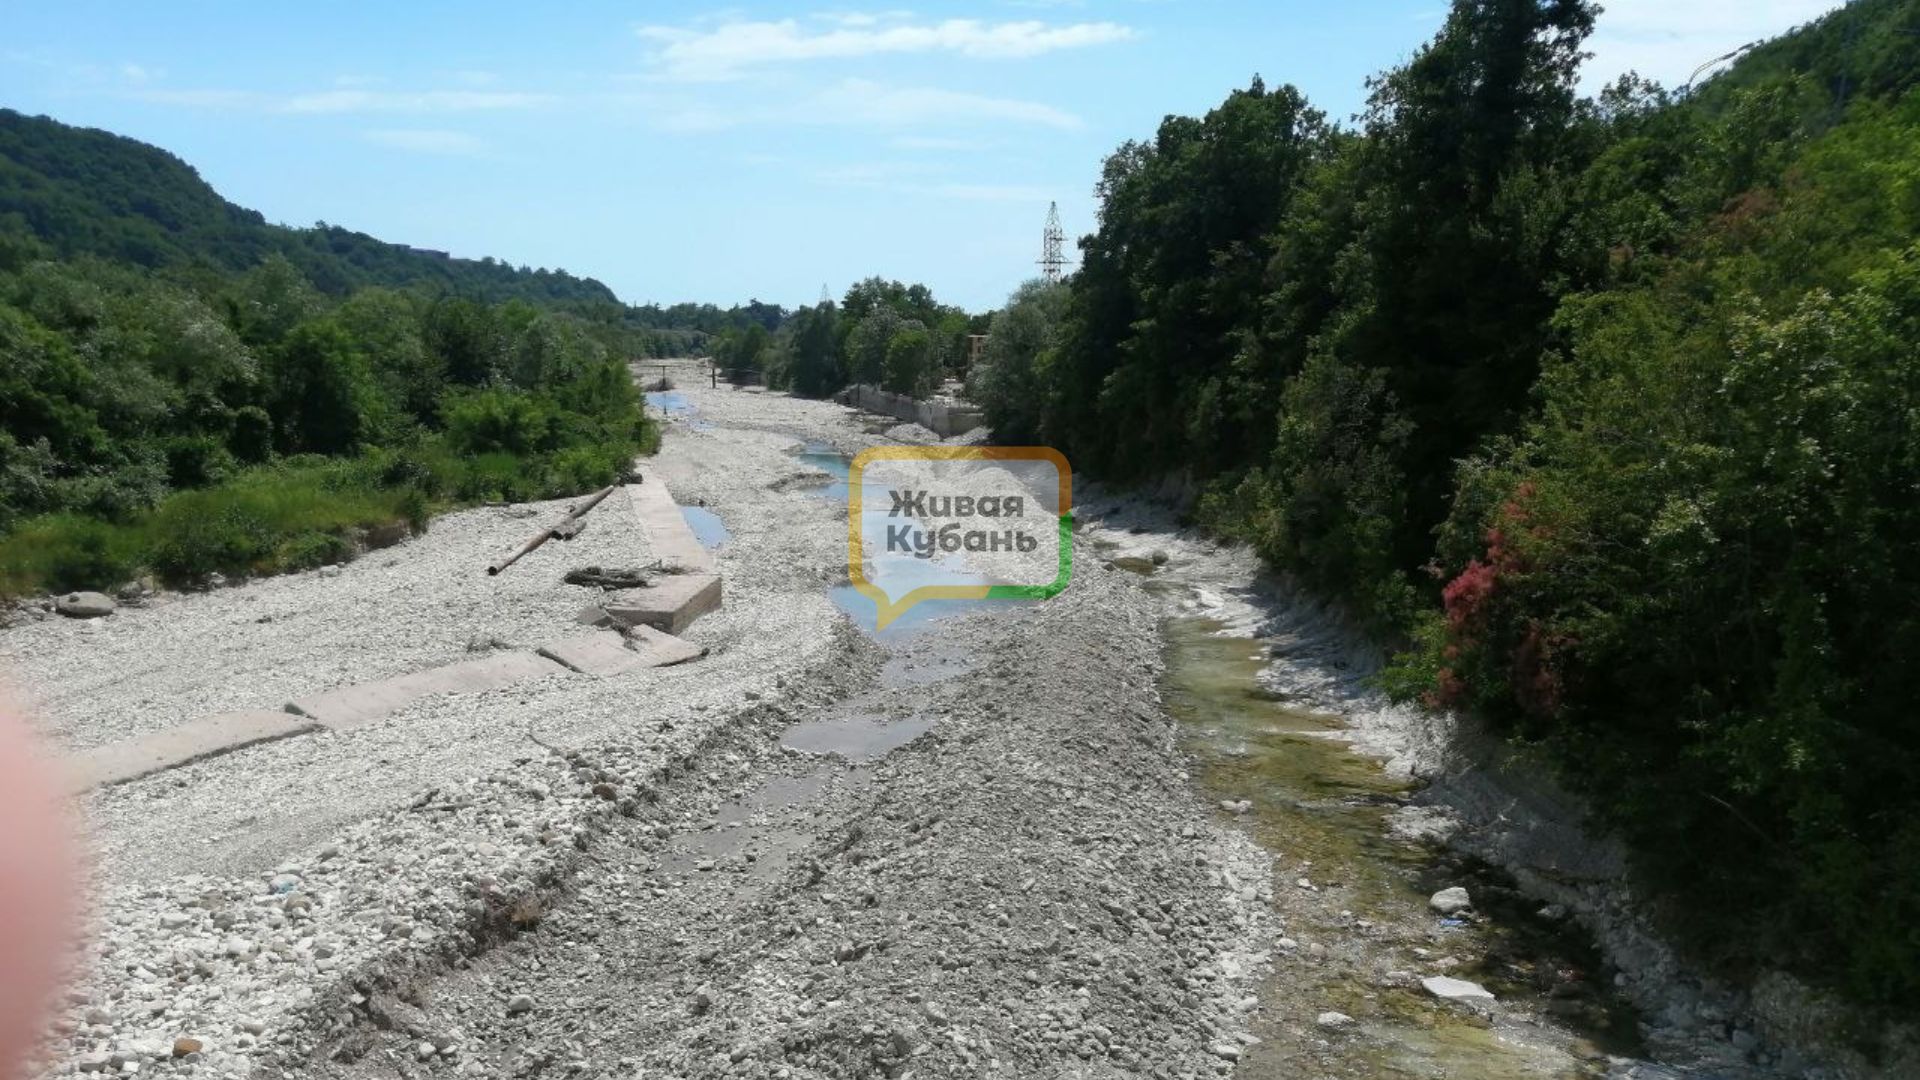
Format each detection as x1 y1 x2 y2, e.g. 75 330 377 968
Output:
812 79 1081 129
892 135 990 151
807 159 1054 204
928 182 1052 202
125 85 554 114
1582 0 1846 89
635 15 1135 80
814 159 948 186
625 78 1081 132
130 88 263 109
283 89 553 114
363 129 487 155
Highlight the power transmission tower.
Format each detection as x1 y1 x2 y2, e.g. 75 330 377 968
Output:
819 283 832 307
1038 202 1066 283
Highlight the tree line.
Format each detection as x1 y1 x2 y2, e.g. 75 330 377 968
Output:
707 276 987 398
968 0 1920 1010
0 237 655 595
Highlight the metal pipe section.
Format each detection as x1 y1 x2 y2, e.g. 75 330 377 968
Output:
485 483 621 576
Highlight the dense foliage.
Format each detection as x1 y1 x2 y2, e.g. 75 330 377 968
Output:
968 0 1920 1008
752 276 983 399
0 241 655 594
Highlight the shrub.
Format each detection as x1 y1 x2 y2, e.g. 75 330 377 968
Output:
0 514 142 594
276 530 353 571
442 389 560 456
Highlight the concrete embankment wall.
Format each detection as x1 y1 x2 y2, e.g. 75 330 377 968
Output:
839 385 985 437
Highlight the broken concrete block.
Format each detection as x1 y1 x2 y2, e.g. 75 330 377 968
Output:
627 625 705 667
627 471 713 573
603 573 721 635
287 651 568 730
63 711 317 792
537 627 702 675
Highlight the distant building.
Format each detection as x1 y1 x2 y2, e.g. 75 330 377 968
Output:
967 334 989 367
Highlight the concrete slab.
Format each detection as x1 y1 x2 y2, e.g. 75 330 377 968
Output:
287 651 568 730
538 630 648 675
537 627 703 675
628 625 706 667
628 471 714 574
603 573 722 635
64 711 317 793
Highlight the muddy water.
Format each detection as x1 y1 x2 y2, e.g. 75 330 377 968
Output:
1163 616 1641 1079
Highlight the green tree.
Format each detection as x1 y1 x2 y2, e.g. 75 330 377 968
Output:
969 279 1068 444
882 325 933 397
787 302 842 397
265 319 377 455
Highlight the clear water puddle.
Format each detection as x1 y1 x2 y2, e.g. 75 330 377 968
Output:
1163 616 1642 1079
792 442 852 501
646 390 694 416
680 505 729 549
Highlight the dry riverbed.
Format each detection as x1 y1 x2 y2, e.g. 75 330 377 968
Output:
14 360 1860 1079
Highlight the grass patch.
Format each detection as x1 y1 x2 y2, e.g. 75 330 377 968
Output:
0 433 647 597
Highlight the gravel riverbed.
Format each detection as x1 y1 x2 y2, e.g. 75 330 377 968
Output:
15 361 1880 1079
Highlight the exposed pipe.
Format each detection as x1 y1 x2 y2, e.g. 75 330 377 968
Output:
486 483 622 576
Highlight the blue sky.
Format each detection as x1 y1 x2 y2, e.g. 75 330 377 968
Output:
2 1 1843 311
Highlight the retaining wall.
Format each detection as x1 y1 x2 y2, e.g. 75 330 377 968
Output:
839 385 985 437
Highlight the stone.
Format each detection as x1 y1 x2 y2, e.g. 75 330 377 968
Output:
1428 886 1472 915
1315 1012 1354 1030
171 1038 202 1058
1421 975 1495 1002
506 994 535 1015
55 591 116 618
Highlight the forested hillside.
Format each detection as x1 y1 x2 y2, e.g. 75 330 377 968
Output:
970 0 1920 1010
0 109 617 305
0 112 672 597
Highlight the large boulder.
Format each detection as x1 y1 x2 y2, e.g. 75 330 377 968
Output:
55 591 117 619
1428 886 1472 915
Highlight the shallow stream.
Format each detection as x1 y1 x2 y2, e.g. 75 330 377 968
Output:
1163 614 1643 1078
